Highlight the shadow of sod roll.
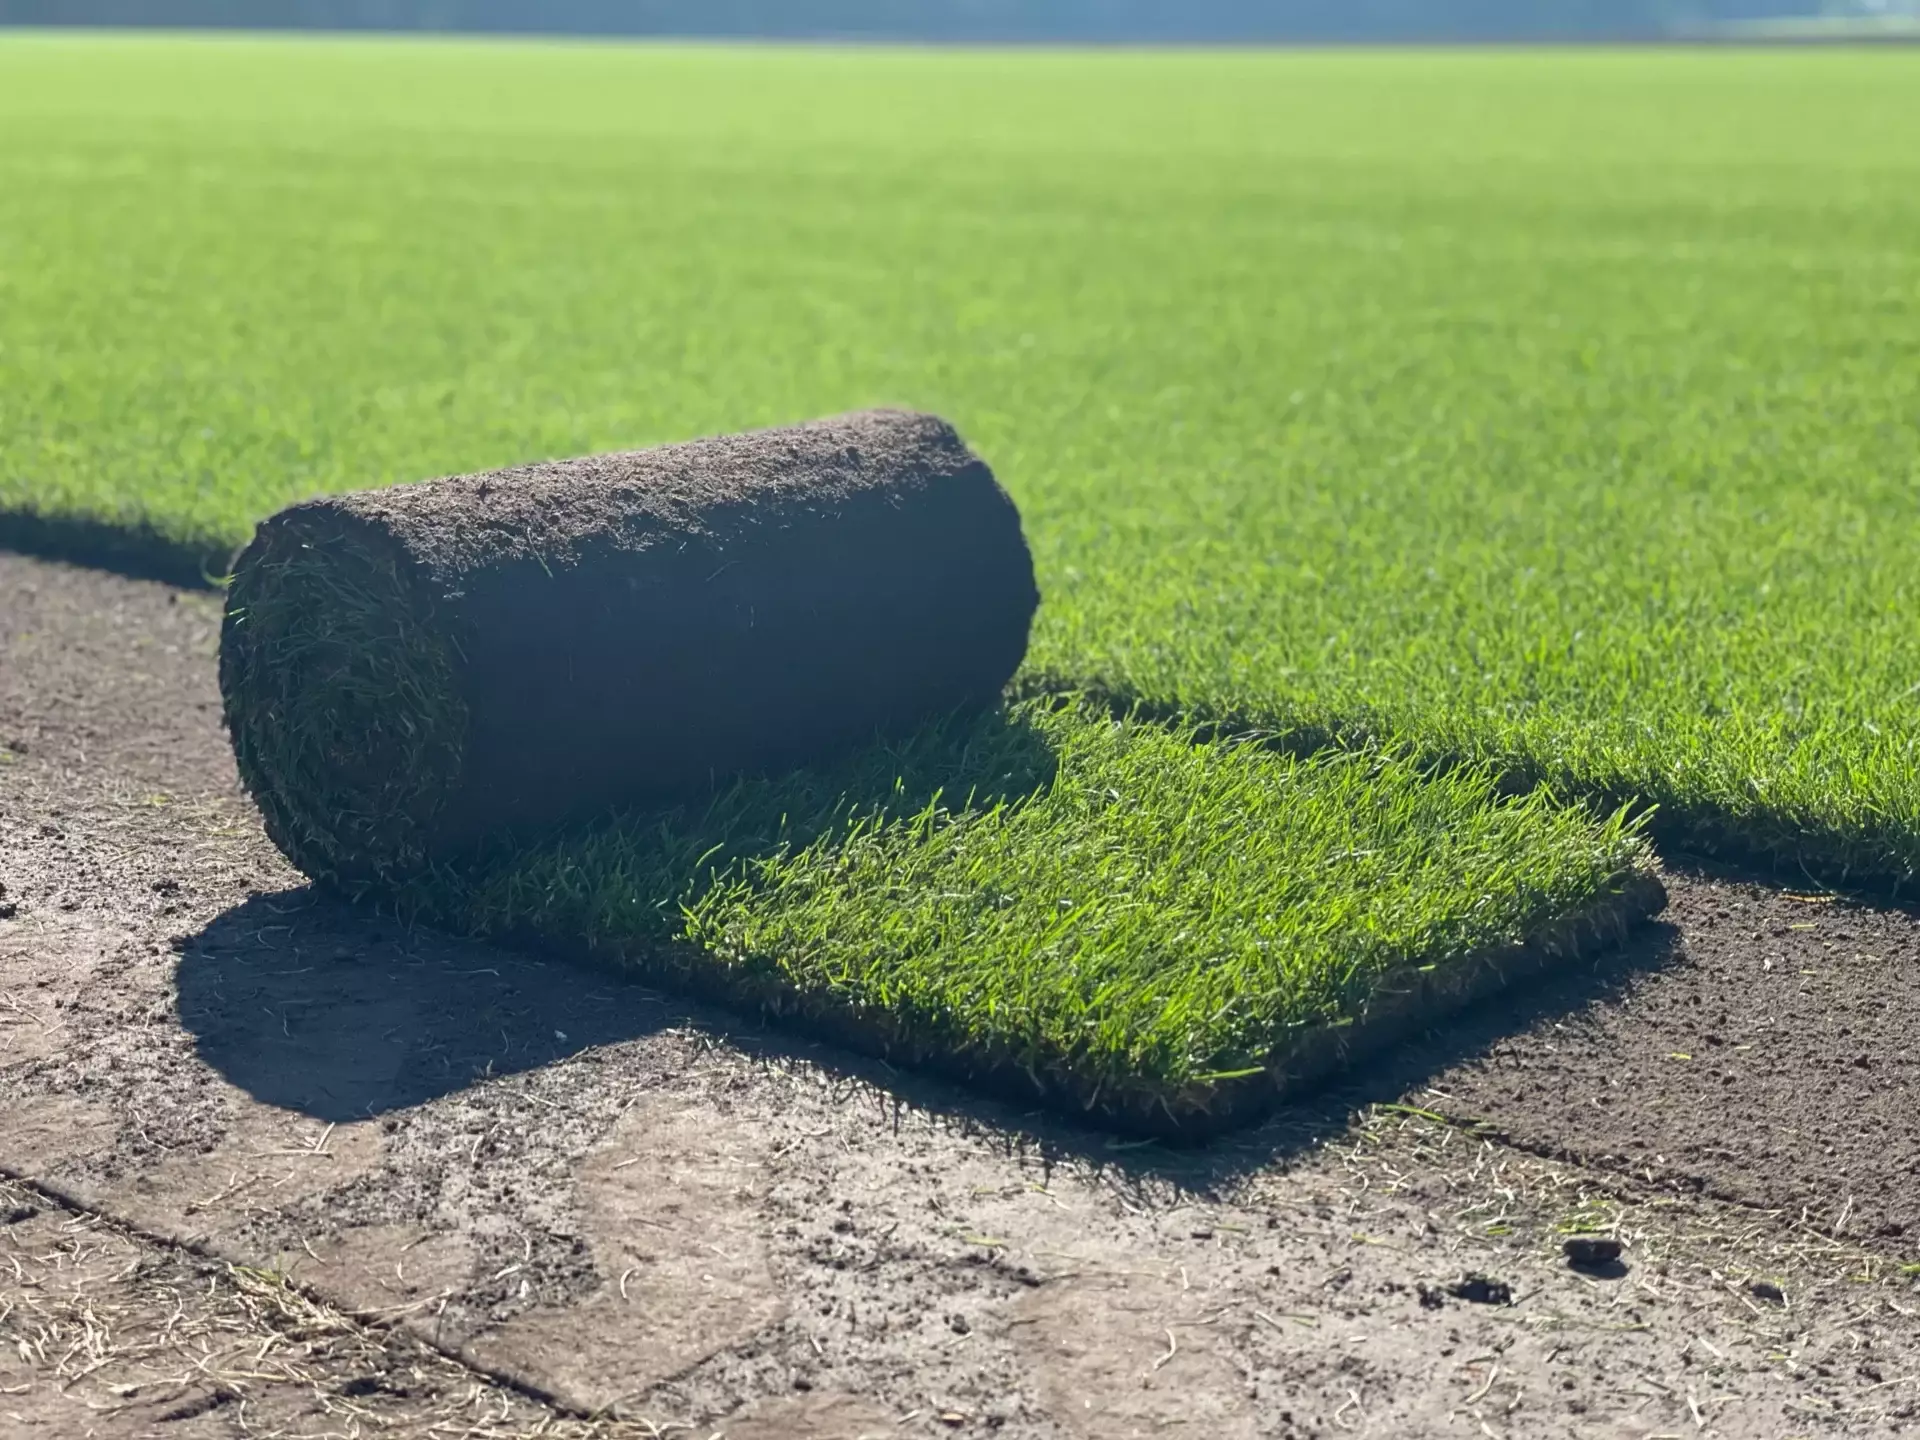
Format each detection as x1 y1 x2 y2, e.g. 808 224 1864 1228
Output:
218 410 1040 892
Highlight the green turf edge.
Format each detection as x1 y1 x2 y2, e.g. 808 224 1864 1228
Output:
1014 677 1917 897
3 476 1914 897
2 504 1878 892
461 867 1663 1143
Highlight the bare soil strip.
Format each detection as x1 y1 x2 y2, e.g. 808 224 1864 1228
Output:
1429 871 1920 1254
5 551 1920 1438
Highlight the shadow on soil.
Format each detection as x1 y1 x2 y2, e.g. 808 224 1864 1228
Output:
0 512 226 591
175 887 682 1121
177 707 1065 1122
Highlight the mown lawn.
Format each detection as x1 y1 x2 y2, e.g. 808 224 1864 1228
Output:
3 36 1912 1119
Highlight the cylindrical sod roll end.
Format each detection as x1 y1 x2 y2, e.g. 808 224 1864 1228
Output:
220 508 470 888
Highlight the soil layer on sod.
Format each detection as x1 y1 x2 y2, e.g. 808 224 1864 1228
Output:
219 410 1038 890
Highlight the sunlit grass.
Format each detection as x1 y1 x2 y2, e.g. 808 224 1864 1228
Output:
3 39 1914 879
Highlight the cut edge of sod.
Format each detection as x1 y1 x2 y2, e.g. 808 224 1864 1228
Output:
220 509 466 890
475 869 1663 1142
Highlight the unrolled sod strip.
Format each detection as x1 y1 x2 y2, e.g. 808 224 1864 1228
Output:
219 410 1040 890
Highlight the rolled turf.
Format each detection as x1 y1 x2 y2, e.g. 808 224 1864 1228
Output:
219 409 1039 890
413 698 1660 1137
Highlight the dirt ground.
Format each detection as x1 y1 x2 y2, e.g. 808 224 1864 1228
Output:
4 549 1919 1440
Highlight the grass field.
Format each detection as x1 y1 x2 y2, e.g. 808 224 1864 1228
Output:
3 35 1915 1118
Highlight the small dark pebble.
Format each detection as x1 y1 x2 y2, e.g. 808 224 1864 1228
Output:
1563 1236 1623 1269
1748 1280 1786 1305
0 902 16 921
1447 1273 1512 1305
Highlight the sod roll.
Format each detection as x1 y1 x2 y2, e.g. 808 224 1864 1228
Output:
220 410 1039 890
